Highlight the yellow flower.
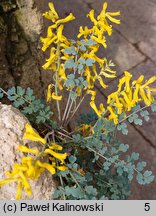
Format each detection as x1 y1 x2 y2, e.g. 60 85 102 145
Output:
149 87 156 93
55 13 75 25
124 71 132 93
47 84 53 102
107 106 118 124
132 75 144 86
41 36 57 52
120 91 134 111
91 35 107 48
0 178 17 187
141 76 156 88
36 161 56 175
100 68 116 78
44 149 67 164
59 64 67 80
56 166 67 171
42 47 57 69
43 2 59 22
19 172 32 197
139 88 152 106
77 26 92 38
23 123 46 145
114 95 123 114
49 143 63 151
98 2 120 24
87 10 98 25
52 92 62 101
90 101 105 117
56 25 65 43
87 89 96 100
76 86 82 96
18 145 39 155
107 92 118 104
97 76 108 89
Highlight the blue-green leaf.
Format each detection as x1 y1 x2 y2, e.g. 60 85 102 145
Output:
85 58 95 66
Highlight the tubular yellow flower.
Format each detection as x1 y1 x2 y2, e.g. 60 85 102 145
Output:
42 47 57 69
139 88 152 106
141 76 156 88
107 106 118 124
149 87 156 93
124 71 132 93
76 86 82 96
114 95 123 114
132 75 144 86
52 92 62 101
49 143 63 151
100 69 116 78
99 103 105 113
59 64 67 80
120 91 134 111
117 76 126 92
107 92 118 104
36 161 56 175
98 2 120 24
55 13 75 25
87 10 98 25
87 89 96 100
133 84 140 102
77 26 92 38
47 84 53 102
23 123 46 145
43 2 59 22
56 166 67 171
90 101 105 117
18 145 39 155
97 76 108 89
44 149 67 164
0 178 17 187
41 36 57 52
91 35 107 48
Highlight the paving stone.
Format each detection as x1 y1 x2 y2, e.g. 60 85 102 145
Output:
103 30 145 76
92 0 156 44
138 39 156 62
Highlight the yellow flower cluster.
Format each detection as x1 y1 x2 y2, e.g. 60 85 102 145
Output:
41 2 75 100
0 124 67 200
106 72 156 124
41 2 120 104
77 3 120 99
78 2 120 45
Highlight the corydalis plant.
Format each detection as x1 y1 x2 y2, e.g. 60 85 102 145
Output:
0 2 155 200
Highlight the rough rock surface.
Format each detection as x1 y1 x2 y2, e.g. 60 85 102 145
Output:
0 103 56 200
15 0 42 41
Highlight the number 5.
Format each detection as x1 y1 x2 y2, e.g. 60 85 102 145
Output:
144 203 150 211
